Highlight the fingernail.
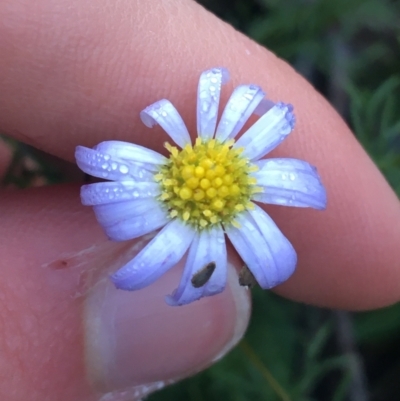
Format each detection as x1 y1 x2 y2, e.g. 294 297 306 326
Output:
83 253 250 398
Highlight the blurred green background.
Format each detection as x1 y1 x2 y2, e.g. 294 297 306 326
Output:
2 0 400 400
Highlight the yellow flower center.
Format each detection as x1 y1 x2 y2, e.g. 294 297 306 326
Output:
154 138 261 229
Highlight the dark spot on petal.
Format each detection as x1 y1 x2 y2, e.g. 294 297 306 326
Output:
191 262 216 288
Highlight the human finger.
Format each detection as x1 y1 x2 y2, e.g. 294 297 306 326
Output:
0 185 250 401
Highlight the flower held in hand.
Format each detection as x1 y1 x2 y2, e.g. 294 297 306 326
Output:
75 67 327 306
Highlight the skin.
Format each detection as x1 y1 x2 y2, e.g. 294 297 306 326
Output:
0 0 399 400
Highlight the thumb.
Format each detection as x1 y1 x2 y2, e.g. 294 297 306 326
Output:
0 186 250 401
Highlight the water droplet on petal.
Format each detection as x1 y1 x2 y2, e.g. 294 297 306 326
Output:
202 101 210 112
289 173 296 181
111 162 118 170
119 165 129 174
281 173 288 180
104 155 111 161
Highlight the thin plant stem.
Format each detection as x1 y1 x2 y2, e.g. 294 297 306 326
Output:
240 340 292 401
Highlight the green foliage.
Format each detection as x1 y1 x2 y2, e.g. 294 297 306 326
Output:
150 291 351 401
1 136 65 188
347 77 400 194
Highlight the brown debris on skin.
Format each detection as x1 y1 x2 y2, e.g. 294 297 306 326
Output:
238 265 257 288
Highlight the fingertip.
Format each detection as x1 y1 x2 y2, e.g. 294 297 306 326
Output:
84 260 250 395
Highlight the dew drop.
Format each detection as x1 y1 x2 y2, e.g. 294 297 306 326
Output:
289 173 296 181
104 155 111 161
281 173 288 180
161 111 168 117
101 163 109 169
209 85 216 92
202 101 210 112
281 123 290 133
119 165 129 174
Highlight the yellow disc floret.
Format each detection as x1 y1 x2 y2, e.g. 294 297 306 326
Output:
156 138 261 229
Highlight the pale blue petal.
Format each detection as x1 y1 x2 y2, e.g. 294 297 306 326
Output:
94 141 167 171
110 220 195 290
93 197 163 227
197 67 229 140
165 232 203 306
75 146 154 181
103 204 169 241
234 103 296 161
202 227 227 297
140 99 191 148
251 158 327 210
166 226 227 306
225 204 297 289
80 181 160 205
215 84 266 142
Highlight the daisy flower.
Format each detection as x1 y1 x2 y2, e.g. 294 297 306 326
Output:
75 67 327 306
